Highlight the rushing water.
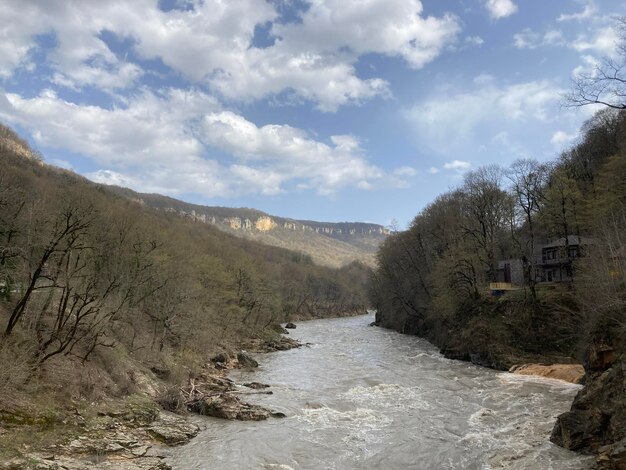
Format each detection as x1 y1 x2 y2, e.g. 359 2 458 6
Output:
167 313 593 470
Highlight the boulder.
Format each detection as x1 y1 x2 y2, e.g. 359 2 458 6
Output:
147 411 200 445
551 351 626 469
243 382 270 389
210 352 230 364
285 322 297 329
236 351 259 368
551 409 606 451
597 438 626 470
195 395 270 421
510 364 585 384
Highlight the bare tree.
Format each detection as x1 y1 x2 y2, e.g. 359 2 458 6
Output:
566 17 626 109
507 159 549 302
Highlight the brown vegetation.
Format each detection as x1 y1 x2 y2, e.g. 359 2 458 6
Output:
0 125 371 464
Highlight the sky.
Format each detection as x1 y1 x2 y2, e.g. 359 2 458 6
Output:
0 0 624 228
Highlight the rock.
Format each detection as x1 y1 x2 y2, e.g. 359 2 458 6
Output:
270 324 290 334
510 364 585 384
368 321 379 327
586 343 618 374
236 351 259 368
147 411 199 445
551 351 626 467
271 412 287 418
262 338 302 352
285 322 296 329
147 363 171 380
597 438 626 470
210 352 230 364
130 445 150 457
194 395 270 421
551 409 606 451
243 382 270 389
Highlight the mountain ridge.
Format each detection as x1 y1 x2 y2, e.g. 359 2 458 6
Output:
106 186 389 268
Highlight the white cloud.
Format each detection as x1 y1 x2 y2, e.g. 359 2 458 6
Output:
571 26 620 57
0 88 410 197
405 79 563 155
0 0 460 111
200 111 401 194
443 160 471 171
514 28 564 49
272 0 461 70
557 2 598 22
393 166 417 177
550 130 576 147
465 36 485 46
0 1 146 90
485 0 518 19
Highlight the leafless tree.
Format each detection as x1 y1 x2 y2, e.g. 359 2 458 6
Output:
565 17 626 109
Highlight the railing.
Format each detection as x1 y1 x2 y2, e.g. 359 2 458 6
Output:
489 282 518 290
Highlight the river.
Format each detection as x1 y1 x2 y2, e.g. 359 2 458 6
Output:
167 313 593 469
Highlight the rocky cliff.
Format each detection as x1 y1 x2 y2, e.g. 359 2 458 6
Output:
551 343 626 469
110 187 388 268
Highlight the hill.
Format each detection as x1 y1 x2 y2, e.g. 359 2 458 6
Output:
0 122 373 464
107 187 389 268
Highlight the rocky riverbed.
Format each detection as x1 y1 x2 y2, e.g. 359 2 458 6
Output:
0 336 302 470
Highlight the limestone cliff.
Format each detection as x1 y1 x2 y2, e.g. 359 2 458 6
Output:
105 187 388 268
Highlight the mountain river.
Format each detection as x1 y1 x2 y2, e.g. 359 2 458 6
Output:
167 313 593 469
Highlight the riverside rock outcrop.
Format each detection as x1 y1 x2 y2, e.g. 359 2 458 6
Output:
551 344 626 469
510 364 585 384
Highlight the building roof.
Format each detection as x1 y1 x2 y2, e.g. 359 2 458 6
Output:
542 235 593 249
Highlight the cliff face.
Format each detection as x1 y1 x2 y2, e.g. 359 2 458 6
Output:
108 187 388 268
551 344 626 469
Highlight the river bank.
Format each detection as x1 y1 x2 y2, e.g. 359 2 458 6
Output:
374 296 626 470
0 336 303 470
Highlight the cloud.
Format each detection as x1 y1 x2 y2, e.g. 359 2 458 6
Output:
200 110 404 194
0 0 460 112
465 36 485 46
443 160 470 171
0 88 410 197
550 130 576 147
272 0 461 70
557 2 598 22
405 79 563 156
393 166 418 177
405 77 563 147
485 0 518 19
514 28 565 49
571 26 620 57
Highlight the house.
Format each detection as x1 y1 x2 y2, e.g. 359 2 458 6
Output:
495 236 593 286
535 235 593 283
496 259 524 286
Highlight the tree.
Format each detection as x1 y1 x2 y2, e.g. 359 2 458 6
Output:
461 165 511 283
506 159 549 302
566 17 626 109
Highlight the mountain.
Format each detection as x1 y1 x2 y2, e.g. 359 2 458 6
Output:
107 187 389 268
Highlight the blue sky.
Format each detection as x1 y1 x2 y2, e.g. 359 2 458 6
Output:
0 0 624 228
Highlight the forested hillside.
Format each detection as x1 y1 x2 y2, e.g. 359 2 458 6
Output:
0 122 371 453
369 107 626 464
106 187 388 268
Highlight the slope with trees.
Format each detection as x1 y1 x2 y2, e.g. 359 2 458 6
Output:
369 19 626 466
0 125 372 462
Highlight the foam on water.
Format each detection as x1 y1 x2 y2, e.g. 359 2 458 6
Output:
167 314 593 470
342 383 431 410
